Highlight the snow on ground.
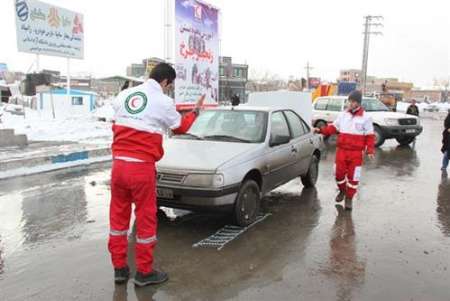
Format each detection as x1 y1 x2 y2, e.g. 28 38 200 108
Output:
0 105 112 144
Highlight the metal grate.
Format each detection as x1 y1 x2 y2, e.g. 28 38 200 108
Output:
399 118 417 126
157 173 185 183
193 213 271 250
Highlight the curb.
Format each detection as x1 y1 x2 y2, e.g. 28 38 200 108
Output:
0 148 112 180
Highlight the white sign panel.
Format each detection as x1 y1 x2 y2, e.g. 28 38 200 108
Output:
174 0 219 104
15 0 84 59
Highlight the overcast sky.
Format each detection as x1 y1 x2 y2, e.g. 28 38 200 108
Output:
1 0 449 87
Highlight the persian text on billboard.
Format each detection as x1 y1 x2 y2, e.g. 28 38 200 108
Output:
175 0 219 104
15 0 84 59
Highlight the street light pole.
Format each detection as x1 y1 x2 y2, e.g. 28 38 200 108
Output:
361 15 383 94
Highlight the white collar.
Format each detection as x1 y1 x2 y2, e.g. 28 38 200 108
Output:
146 79 163 93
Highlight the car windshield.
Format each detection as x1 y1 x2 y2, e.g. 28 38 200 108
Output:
361 98 389 112
177 110 268 143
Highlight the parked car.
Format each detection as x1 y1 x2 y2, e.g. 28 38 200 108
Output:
156 106 324 226
312 96 423 147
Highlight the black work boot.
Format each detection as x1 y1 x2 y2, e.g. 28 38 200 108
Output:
114 266 130 284
345 197 353 211
134 270 169 287
335 190 345 203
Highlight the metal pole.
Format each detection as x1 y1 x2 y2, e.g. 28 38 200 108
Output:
164 0 173 63
67 58 71 105
305 61 313 91
361 16 370 94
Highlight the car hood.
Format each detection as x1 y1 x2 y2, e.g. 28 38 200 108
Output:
366 111 418 119
157 138 259 172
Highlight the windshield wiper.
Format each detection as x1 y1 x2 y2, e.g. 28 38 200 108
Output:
178 133 204 140
203 135 251 143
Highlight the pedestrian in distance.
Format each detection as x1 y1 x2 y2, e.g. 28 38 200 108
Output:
314 90 375 210
406 99 420 116
441 110 450 173
109 63 205 287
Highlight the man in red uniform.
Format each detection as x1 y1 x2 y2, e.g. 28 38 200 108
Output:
314 90 375 210
109 63 204 286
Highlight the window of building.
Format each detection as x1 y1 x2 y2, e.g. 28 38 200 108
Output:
72 96 83 106
233 68 241 78
220 67 224 77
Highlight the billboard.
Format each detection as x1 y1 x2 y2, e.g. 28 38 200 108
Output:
174 0 219 104
14 0 84 59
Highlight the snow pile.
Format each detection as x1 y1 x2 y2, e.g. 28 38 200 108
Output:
93 102 114 122
1 106 112 144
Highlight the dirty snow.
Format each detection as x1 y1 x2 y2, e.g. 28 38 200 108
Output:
0 105 113 144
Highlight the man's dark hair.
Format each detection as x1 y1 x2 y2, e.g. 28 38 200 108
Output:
149 63 176 85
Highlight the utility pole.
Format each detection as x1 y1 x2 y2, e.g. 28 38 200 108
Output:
361 15 383 94
304 61 314 90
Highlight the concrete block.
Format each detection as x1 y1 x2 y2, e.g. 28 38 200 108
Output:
13 134 28 147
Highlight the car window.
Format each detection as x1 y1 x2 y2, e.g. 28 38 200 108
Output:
186 110 268 143
300 119 311 134
270 111 290 140
314 98 328 110
361 98 389 112
327 99 343 111
284 110 307 138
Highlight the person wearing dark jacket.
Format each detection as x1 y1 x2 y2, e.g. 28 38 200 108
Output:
442 111 450 172
406 99 420 116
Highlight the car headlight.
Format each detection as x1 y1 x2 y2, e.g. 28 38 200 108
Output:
384 118 398 126
415 118 421 126
183 174 224 188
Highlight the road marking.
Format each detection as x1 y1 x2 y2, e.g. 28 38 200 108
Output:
193 213 271 250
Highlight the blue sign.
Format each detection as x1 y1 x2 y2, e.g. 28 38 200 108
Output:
16 0 29 22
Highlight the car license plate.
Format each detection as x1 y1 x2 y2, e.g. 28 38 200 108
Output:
157 188 174 199
405 129 416 134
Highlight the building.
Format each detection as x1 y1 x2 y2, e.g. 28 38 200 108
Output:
37 88 97 118
92 75 144 98
339 69 362 83
126 57 165 78
126 63 146 78
219 56 248 103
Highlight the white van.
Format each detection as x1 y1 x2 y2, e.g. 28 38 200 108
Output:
313 96 423 147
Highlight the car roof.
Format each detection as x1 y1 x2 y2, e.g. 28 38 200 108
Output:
206 105 284 113
315 96 377 101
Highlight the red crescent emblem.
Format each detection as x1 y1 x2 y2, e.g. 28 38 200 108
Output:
131 97 139 108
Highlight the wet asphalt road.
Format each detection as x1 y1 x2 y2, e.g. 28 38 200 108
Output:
0 119 449 301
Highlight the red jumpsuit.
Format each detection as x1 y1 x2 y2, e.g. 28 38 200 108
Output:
320 107 375 199
108 79 197 274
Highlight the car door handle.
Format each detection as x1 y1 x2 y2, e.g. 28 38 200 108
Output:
291 147 298 153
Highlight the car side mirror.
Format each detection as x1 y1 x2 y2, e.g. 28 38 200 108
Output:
270 135 291 147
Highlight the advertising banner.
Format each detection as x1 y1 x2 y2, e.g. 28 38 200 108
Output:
174 0 219 104
15 0 84 59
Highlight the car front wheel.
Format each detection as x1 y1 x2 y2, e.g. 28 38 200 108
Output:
374 125 385 147
234 180 260 227
301 155 319 188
